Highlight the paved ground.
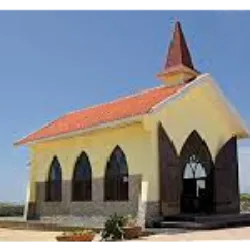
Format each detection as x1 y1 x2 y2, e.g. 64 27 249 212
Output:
0 228 60 241
1 227 250 241
137 227 250 241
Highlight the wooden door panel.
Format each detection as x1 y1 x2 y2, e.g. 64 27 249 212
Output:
158 123 180 216
214 136 240 213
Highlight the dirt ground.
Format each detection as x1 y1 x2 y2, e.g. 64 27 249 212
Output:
0 228 60 241
0 227 250 241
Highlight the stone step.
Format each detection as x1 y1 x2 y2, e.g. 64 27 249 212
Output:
163 213 250 223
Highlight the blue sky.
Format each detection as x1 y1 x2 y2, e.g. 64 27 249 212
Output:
1 11 250 202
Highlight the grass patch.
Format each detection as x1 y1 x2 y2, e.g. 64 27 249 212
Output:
0 203 24 217
240 193 250 202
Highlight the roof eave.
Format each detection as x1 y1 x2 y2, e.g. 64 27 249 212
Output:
14 115 144 147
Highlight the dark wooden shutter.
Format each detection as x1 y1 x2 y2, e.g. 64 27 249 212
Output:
158 123 180 216
119 175 129 201
104 147 129 201
72 152 92 201
83 179 92 201
214 136 240 213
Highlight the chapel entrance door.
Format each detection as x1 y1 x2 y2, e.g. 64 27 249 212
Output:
181 154 211 214
179 131 214 215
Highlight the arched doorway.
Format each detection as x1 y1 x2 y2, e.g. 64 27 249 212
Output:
180 131 213 214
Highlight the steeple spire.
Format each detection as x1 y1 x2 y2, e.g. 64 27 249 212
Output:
157 21 199 86
165 21 194 70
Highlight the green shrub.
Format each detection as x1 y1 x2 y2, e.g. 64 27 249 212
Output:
101 214 127 241
0 204 24 217
240 193 250 202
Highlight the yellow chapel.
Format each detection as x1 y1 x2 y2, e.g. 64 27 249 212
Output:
15 21 249 228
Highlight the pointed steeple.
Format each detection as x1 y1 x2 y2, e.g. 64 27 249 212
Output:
165 21 194 70
157 21 199 86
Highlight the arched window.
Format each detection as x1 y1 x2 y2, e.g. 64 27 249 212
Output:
72 152 92 201
46 156 62 202
104 146 129 201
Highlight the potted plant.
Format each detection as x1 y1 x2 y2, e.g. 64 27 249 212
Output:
56 229 96 241
123 214 142 240
101 213 126 241
101 214 142 241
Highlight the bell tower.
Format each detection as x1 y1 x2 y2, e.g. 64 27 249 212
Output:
157 21 200 86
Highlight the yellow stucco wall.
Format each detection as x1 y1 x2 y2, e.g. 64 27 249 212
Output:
28 122 155 202
143 79 237 201
159 70 197 86
27 77 243 206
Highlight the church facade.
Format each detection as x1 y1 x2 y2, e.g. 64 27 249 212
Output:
15 22 249 227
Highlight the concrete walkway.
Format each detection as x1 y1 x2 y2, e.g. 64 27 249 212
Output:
0 227 250 241
137 227 250 241
0 228 60 241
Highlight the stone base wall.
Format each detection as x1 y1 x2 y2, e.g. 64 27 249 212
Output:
143 201 160 227
39 202 160 228
28 175 160 228
38 202 160 228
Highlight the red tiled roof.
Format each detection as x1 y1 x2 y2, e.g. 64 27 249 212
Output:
15 84 186 146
